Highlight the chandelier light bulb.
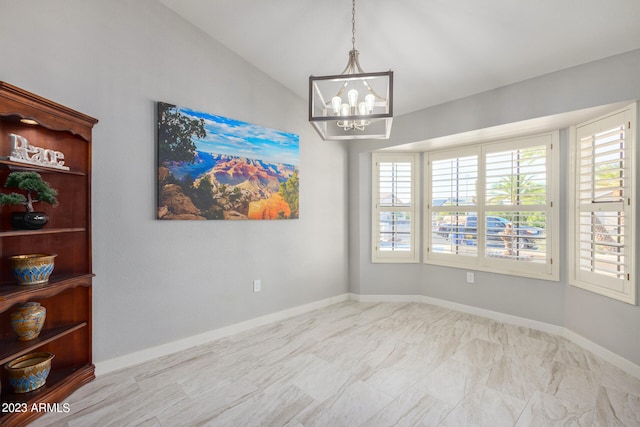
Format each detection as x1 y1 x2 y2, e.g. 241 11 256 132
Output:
348 89 358 108
331 96 342 115
340 103 350 116
365 94 376 113
358 102 367 115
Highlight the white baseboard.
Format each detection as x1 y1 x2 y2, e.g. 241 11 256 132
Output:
351 293 425 304
563 328 640 379
96 291 639 381
95 293 350 376
351 293 563 335
422 295 565 336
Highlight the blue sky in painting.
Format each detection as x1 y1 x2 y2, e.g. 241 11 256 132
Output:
178 106 299 166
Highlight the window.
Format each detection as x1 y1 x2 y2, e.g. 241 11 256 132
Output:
426 133 559 280
570 105 636 304
372 153 419 262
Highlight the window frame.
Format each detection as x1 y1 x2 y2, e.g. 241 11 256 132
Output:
424 132 560 280
372 152 420 263
569 104 637 304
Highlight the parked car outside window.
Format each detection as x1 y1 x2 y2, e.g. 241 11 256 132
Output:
436 216 542 249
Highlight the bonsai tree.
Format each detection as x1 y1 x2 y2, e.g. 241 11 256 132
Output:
0 171 58 212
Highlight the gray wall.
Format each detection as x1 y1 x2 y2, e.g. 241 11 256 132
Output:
0 0 349 362
349 49 640 366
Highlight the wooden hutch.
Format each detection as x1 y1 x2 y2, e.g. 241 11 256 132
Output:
0 82 97 425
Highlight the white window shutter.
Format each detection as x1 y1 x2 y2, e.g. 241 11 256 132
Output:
372 153 419 263
571 105 636 304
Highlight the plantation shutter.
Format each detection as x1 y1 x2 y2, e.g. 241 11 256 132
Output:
573 108 635 304
426 133 558 280
372 153 419 262
484 141 550 271
428 152 479 260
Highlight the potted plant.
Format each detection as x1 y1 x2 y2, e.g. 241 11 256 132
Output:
0 171 58 229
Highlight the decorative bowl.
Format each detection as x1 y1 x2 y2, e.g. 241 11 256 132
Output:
9 254 57 285
5 352 54 393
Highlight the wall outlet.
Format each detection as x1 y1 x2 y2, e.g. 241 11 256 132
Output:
253 279 262 293
466 272 475 284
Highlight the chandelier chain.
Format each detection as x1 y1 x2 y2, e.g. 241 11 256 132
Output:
352 0 356 51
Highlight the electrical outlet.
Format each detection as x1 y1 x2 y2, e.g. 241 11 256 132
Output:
466 272 475 284
253 279 262 293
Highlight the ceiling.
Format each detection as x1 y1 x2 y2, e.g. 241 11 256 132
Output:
159 0 640 117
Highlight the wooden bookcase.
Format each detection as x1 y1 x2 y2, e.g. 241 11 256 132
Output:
0 82 97 426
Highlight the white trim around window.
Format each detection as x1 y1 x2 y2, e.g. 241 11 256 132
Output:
424 132 560 281
372 153 420 263
569 103 637 305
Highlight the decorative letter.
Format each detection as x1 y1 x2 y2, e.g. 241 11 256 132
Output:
7 133 70 170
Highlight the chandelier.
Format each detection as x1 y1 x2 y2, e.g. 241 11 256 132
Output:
309 0 393 140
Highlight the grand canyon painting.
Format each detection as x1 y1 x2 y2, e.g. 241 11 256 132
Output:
157 102 300 220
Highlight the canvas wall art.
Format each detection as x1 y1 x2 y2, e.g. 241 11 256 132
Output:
157 102 300 220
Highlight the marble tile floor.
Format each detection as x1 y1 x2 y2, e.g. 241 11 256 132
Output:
32 301 640 426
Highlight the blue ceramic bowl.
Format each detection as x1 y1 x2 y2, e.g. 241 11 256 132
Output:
5 352 54 393
9 254 56 285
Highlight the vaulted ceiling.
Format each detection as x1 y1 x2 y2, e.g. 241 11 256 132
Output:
159 0 640 117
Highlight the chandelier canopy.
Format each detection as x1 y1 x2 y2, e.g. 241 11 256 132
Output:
309 0 393 140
